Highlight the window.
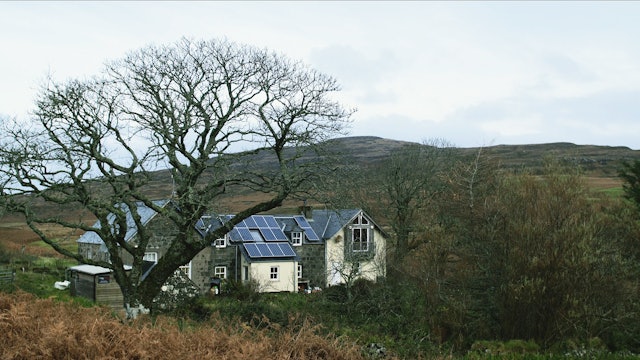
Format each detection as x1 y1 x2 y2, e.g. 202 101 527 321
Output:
198 216 211 231
297 264 303 279
214 266 227 279
270 266 279 281
143 252 158 263
352 228 369 251
291 232 303 246
243 266 249 281
214 236 227 248
179 261 192 279
351 214 371 252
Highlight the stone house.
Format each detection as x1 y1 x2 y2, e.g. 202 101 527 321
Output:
77 200 387 294
198 208 387 292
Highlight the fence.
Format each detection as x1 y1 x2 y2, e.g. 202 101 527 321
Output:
0 268 16 284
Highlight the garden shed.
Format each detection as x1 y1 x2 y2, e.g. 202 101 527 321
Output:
67 264 129 309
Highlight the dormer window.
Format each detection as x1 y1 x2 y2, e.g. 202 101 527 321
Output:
199 216 212 231
291 232 303 246
214 236 227 248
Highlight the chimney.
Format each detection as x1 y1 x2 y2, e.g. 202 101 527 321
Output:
299 200 313 219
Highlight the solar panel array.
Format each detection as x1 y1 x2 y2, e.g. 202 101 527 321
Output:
244 243 297 259
293 216 320 241
224 215 289 242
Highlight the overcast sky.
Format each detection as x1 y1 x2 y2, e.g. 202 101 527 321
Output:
1 1 639 149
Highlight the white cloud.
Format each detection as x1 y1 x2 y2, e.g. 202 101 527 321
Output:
1 1 640 149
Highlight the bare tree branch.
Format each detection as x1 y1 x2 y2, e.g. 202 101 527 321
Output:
0 37 352 312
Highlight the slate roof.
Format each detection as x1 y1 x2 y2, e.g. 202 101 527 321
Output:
309 209 361 240
196 209 375 244
77 199 170 245
274 215 321 243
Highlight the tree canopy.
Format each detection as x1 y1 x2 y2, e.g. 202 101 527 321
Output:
0 38 352 313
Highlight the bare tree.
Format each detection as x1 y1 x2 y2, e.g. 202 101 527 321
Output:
0 38 352 313
369 139 454 262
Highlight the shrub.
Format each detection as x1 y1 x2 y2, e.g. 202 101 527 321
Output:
224 279 261 302
0 291 369 359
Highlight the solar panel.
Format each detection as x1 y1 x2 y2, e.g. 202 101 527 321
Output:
242 228 256 241
278 243 297 257
254 216 268 228
244 243 261 258
265 216 279 228
230 228 253 241
256 243 272 257
272 227 288 240
269 243 285 256
260 228 277 241
293 216 320 241
243 217 257 228
294 215 311 228
244 242 297 259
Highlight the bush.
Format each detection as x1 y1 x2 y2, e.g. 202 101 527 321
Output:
224 279 261 302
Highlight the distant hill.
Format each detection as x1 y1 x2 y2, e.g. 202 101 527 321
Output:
322 136 639 176
470 141 639 177
2 136 638 254
140 136 640 200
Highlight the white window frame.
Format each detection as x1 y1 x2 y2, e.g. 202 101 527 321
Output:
297 264 303 279
179 261 192 279
291 232 303 246
214 236 227 248
143 252 158 263
351 214 371 252
214 266 227 279
352 227 369 252
270 266 279 281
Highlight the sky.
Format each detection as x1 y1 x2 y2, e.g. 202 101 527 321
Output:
1 1 640 149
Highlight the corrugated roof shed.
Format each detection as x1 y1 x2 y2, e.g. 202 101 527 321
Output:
69 264 132 275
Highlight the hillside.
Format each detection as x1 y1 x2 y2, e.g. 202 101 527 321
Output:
1 136 639 256
144 136 640 198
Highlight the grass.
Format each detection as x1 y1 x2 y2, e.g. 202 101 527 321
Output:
598 186 625 198
30 238 78 253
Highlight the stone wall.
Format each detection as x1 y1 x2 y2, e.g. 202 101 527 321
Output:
209 245 238 283
78 243 110 263
295 243 326 288
190 248 212 293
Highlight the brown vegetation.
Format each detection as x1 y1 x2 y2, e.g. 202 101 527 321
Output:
0 291 368 360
